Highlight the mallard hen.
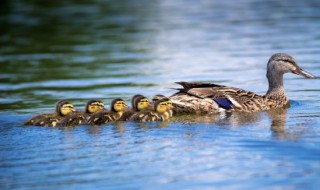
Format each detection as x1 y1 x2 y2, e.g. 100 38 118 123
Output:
170 53 316 114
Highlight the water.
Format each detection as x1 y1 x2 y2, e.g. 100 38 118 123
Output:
1 0 320 189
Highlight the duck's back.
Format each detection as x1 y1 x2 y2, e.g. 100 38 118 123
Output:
24 113 61 127
170 81 274 113
129 110 160 122
120 108 135 121
87 110 121 125
57 112 87 127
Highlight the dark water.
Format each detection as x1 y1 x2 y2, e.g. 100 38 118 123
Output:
1 0 320 189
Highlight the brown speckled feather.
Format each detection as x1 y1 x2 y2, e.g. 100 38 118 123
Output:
57 111 87 126
87 110 122 125
24 113 62 127
170 81 290 113
129 110 161 122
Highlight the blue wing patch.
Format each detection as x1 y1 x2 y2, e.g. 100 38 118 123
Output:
214 98 233 110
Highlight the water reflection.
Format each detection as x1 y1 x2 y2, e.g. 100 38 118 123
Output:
268 108 288 134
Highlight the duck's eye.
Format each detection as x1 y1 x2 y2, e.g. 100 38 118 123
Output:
277 59 295 65
116 101 125 105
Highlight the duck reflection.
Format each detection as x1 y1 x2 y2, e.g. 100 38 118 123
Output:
268 108 288 133
173 111 263 127
267 107 292 140
113 121 126 133
172 107 294 140
136 120 173 129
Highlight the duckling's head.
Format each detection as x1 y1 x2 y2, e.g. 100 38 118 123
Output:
111 98 127 112
86 100 105 113
152 94 166 104
267 53 316 78
131 94 144 109
154 98 171 113
56 100 75 116
135 96 150 111
166 99 174 110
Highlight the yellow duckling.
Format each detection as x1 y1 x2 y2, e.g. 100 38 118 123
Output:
87 98 126 125
57 100 105 126
24 100 75 127
129 97 173 122
120 95 150 121
152 94 174 117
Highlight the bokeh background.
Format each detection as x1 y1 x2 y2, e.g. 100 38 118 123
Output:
1 0 320 189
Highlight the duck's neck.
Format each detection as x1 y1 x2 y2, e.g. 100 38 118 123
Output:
266 71 287 99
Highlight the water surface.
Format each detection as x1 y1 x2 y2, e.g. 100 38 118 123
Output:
1 0 320 189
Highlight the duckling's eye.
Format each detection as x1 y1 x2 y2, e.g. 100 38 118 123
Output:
116 101 125 105
64 105 74 109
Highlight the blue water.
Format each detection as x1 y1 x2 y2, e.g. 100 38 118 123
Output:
1 0 320 189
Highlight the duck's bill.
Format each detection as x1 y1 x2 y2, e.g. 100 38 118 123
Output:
292 68 316 78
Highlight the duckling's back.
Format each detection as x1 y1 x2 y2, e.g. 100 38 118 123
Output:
24 113 61 127
87 110 121 125
129 110 160 122
57 111 87 127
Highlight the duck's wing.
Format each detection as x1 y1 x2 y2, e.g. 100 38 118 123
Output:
176 81 224 88
172 81 268 112
129 111 159 122
217 88 269 112
87 111 118 125
120 109 135 121
24 113 59 126
57 112 86 127
87 111 107 125
174 81 228 99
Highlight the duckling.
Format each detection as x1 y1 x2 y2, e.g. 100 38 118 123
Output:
129 97 173 122
152 95 174 117
120 95 150 121
87 98 126 125
57 100 105 126
24 100 75 127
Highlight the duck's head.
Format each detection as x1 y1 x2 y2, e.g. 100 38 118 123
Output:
86 100 105 114
166 99 174 110
56 100 75 116
111 98 127 112
131 94 144 109
152 94 166 104
267 53 316 78
154 98 171 113
135 96 150 111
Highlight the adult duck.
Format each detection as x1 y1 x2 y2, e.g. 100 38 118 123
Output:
170 53 316 114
